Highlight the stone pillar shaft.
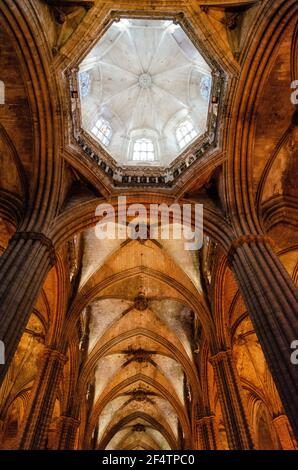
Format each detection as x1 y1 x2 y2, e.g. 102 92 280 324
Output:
0 233 55 385
56 416 79 450
210 350 254 449
228 236 298 439
18 347 66 449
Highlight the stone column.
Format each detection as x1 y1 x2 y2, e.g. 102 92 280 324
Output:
0 232 56 385
18 347 66 449
56 416 80 450
228 235 298 439
195 414 218 450
273 414 297 450
210 350 254 449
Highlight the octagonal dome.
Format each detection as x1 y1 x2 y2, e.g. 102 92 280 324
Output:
78 18 213 169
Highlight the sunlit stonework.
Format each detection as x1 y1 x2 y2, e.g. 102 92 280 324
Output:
71 17 223 186
1 0 297 453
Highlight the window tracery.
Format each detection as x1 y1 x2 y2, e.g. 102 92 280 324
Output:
92 118 112 147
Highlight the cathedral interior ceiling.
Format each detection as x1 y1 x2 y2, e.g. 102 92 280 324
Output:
0 0 297 451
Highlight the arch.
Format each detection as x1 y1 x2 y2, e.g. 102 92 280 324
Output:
78 327 202 401
224 0 298 234
51 196 233 251
0 1 63 228
176 119 197 150
98 411 177 450
86 372 191 449
64 266 214 346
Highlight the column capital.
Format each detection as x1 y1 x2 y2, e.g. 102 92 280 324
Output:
58 416 80 427
196 414 216 425
194 413 218 450
39 347 67 365
56 415 80 449
227 234 275 266
209 349 232 365
272 414 297 450
11 231 56 266
273 414 289 425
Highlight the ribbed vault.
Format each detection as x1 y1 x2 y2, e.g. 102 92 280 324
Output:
0 0 297 453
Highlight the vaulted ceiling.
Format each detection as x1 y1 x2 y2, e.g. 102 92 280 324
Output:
71 226 203 449
79 19 212 167
0 0 297 452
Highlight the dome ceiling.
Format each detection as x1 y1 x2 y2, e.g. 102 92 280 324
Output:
70 17 223 187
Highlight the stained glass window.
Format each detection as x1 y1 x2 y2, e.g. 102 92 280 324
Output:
92 118 112 147
176 120 197 149
200 75 211 101
78 71 90 98
132 138 155 161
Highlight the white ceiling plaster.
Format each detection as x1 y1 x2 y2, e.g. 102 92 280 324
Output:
88 299 133 352
150 300 194 359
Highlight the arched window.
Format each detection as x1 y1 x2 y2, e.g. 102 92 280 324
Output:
78 71 90 98
91 118 112 147
132 138 155 161
176 120 197 149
